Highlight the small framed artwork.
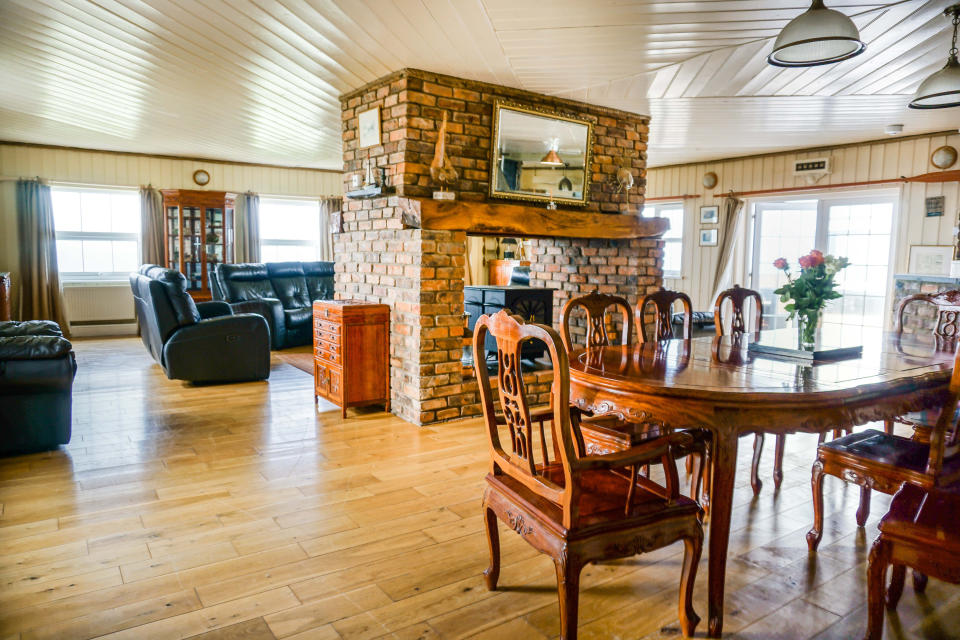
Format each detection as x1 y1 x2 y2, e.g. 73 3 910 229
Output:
357 107 381 149
908 245 953 276
699 228 718 246
700 205 719 224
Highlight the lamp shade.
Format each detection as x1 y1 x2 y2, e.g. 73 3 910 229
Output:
540 149 563 165
768 0 865 67
910 55 960 108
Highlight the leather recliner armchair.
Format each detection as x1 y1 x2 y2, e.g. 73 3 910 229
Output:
130 265 270 383
213 261 334 349
0 320 77 454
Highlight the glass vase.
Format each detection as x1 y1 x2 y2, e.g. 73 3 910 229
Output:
796 311 819 350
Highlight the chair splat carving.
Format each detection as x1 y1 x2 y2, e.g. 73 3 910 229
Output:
637 287 692 343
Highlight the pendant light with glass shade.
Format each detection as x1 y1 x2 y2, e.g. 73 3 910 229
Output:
909 4 960 109
768 0 866 67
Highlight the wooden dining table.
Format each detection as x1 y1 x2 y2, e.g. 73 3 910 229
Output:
567 329 954 637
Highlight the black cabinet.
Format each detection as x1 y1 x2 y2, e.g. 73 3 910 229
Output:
465 285 554 360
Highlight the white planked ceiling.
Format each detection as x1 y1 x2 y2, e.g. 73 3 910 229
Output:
0 0 958 170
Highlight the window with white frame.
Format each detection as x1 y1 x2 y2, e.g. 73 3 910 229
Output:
644 203 683 277
259 198 322 262
52 186 140 281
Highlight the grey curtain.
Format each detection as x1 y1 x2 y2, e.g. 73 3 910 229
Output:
140 185 164 265
318 197 340 262
17 179 70 335
235 191 261 263
712 195 746 302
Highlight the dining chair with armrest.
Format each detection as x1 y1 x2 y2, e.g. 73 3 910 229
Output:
807 338 960 552
882 290 960 440
475 310 704 640
864 482 960 640
561 290 710 503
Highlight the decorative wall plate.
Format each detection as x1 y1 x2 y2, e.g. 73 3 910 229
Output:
192 169 210 186
931 145 958 170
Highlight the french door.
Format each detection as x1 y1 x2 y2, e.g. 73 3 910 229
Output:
750 194 897 338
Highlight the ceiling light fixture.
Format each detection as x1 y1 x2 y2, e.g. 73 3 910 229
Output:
541 139 563 166
909 4 960 109
768 0 866 67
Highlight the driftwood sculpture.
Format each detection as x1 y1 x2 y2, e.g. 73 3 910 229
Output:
430 111 458 192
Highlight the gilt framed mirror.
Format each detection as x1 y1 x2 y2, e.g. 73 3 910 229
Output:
489 100 593 207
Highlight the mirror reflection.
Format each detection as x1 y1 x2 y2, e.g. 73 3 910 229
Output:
490 102 592 206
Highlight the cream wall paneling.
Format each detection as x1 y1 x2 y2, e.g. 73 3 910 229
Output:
0 143 343 328
647 132 960 312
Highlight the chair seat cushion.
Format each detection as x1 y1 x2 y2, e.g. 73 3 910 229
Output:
819 429 929 472
879 483 960 553
490 467 699 537
283 307 312 328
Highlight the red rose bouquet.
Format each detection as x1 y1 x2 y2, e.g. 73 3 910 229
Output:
772 250 850 347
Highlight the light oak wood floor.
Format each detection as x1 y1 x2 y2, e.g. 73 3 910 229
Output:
1 338 958 640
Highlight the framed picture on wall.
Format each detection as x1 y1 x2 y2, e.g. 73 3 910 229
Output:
699 228 718 246
908 245 953 276
700 205 719 224
357 107 381 149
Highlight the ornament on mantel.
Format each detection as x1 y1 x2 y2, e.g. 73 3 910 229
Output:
430 111 458 200
615 165 634 193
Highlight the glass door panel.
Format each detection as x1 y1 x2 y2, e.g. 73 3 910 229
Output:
182 206 203 290
751 195 895 336
751 201 818 328
166 205 180 270
822 200 894 342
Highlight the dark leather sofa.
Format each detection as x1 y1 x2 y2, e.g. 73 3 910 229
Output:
0 320 77 454
212 262 334 349
130 265 270 383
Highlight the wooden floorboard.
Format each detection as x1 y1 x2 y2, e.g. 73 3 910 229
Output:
0 337 957 639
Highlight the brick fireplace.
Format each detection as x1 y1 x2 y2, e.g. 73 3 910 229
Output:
336 69 665 425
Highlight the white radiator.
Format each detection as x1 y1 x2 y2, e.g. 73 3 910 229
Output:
63 283 136 336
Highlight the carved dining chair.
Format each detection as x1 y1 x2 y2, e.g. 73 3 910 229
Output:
864 483 960 640
807 338 960 552
882 290 960 441
474 309 703 639
637 287 693 343
561 290 709 504
714 285 780 495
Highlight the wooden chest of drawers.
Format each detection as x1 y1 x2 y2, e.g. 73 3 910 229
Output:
313 300 390 418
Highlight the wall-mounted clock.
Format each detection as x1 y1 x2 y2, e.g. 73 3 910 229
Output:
193 169 211 186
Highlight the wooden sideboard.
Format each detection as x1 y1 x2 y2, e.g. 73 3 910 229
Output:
487 259 529 286
313 300 390 418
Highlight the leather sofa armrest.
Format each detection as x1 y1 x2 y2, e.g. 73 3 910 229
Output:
228 298 286 350
196 301 233 319
162 314 270 382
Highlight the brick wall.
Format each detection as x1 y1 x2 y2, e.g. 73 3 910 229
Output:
529 238 664 346
341 68 649 213
337 69 660 426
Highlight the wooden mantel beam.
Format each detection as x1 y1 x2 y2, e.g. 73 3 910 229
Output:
398 197 668 239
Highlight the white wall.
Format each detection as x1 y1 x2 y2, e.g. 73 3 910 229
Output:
0 143 342 331
646 131 960 311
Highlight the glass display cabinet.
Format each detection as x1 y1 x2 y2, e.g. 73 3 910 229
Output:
161 189 235 301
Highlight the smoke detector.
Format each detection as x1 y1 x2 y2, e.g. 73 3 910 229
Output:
885 124 904 135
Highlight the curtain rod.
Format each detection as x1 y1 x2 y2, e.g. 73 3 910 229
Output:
645 194 701 202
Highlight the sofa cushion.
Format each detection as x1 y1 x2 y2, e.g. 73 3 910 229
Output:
283 307 313 328
0 336 73 361
0 321 63 337
218 263 276 302
304 261 335 302
267 262 310 310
